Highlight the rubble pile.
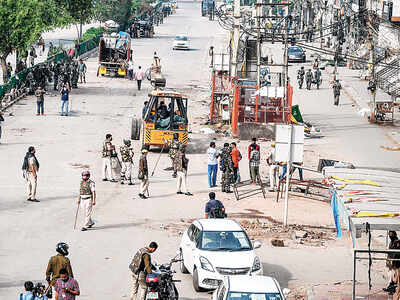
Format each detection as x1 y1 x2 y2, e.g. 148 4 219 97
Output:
160 218 335 248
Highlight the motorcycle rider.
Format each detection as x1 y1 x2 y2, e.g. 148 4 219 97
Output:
45 242 74 287
305 69 313 90
297 66 305 89
129 242 158 300
314 67 322 89
205 192 226 218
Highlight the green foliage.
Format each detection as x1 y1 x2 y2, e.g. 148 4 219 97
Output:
0 0 63 60
80 26 105 41
55 0 95 25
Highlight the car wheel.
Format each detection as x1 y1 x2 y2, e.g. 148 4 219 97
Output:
180 249 189 274
193 267 205 292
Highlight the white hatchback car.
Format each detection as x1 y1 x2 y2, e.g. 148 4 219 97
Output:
172 35 190 50
179 219 263 291
212 275 290 300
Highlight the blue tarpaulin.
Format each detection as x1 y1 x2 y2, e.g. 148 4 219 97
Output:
331 191 342 238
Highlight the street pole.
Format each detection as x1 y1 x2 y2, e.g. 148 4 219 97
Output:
256 0 261 93
282 16 289 122
231 0 241 78
284 124 293 227
369 1 376 122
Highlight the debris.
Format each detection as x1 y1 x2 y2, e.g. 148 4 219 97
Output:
271 239 285 247
294 231 308 239
200 127 215 134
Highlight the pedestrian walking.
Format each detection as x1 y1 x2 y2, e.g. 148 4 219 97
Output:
332 79 342 106
120 139 134 185
78 170 96 231
249 144 261 185
60 84 71 116
220 143 234 193
22 146 40 202
74 42 80 59
135 66 145 91
29 48 36 67
129 242 158 300
128 60 134 80
0 112 4 144
102 134 117 182
207 141 219 187
168 133 181 177
78 59 87 83
266 143 278 191
175 145 193 196
230 142 241 183
46 242 74 287
54 269 80 300
305 69 313 90
35 86 45 116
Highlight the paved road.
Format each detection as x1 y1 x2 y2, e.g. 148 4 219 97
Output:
0 3 387 300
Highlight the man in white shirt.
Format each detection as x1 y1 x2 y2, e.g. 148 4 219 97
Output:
266 143 278 192
128 60 134 80
207 142 219 188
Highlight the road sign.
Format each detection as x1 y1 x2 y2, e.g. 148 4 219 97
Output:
275 124 304 163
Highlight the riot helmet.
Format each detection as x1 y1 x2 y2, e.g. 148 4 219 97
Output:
82 170 90 180
56 242 69 256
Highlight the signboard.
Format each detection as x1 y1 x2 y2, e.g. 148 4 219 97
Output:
275 124 304 163
392 1 400 22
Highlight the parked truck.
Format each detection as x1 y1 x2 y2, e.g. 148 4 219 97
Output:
97 32 131 77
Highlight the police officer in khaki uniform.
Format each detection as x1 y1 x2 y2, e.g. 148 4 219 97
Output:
174 145 193 196
102 134 117 182
129 242 158 300
168 133 181 178
78 170 96 231
120 139 134 185
46 242 74 287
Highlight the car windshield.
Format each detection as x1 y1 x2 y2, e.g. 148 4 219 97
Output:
227 292 282 300
176 36 188 41
199 231 252 251
288 48 302 53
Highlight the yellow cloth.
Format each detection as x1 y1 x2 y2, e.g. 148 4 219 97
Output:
332 176 379 187
352 211 400 218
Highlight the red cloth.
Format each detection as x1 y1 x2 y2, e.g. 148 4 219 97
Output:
247 143 260 159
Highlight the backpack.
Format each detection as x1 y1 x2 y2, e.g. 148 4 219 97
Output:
129 248 149 274
209 201 226 219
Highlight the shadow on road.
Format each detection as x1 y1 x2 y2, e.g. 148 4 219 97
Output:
90 221 145 231
262 262 292 288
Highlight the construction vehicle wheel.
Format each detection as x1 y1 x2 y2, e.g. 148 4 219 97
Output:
131 118 141 140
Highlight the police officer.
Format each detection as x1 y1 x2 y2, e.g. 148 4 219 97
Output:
45 242 74 287
120 139 134 185
305 69 313 90
168 133 181 178
333 79 342 106
129 242 158 300
205 192 226 218
220 143 234 193
78 170 96 231
174 145 193 196
297 66 305 89
102 134 117 182
314 67 322 89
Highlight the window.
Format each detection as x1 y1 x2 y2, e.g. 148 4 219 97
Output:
227 292 282 300
199 231 252 251
176 36 188 41
187 224 195 241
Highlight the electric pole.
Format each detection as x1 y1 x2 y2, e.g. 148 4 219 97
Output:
256 0 262 92
230 0 241 78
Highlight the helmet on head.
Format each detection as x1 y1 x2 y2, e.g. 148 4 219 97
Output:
82 170 90 180
124 139 131 146
173 133 179 140
56 242 69 256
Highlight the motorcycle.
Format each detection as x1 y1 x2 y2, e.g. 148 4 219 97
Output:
145 256 181 300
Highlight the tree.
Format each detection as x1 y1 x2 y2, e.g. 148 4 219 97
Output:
0 0 63 81
93 0 133 29
55 0 95 40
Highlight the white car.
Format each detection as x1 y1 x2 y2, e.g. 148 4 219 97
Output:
179 219 263 291
212 275 290 300
172 35 190 50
